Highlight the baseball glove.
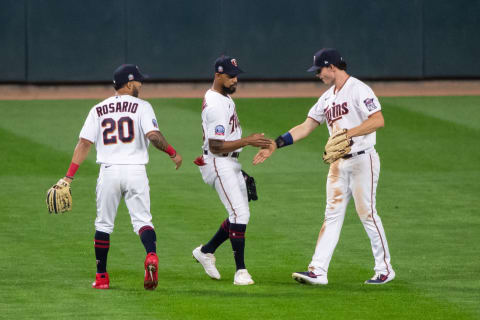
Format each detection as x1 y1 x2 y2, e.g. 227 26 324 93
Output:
241 170 258 201
322 129 353 164
46 178 72 214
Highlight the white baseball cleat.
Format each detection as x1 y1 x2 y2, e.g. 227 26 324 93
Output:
192 245 221 280
365 271 395 284
292 271 328 285
233 269 254 285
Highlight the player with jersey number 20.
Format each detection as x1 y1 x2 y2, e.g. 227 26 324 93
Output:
254 48 395 285
52 64 182 290
192 56 271 285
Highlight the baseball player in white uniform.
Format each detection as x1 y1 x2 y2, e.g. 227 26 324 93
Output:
254 48 395 285
60 64 182 290
192 56 271 285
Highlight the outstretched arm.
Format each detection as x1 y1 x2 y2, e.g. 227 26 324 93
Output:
288 117 320 142
147 131 182 170
209 133 272 154
253 117 319 165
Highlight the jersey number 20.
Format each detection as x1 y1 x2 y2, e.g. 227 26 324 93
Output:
102 117 134 145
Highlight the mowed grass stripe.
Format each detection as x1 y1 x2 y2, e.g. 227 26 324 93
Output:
385 96 480 130
377 101 479 172
0 97 478 319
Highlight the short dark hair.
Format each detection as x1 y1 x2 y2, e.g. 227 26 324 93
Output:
336 60 347 71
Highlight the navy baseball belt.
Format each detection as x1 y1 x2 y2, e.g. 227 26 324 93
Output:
342 150 365 159
204 150 240 158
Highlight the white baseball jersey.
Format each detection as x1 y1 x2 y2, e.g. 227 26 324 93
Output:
79 95 160 164
304 77 393 279
308 77 381 153
197 89 249 224
201 89 242 158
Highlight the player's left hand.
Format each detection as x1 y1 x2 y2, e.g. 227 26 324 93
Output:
46 178 72 214
323 129 352 164
253 140 276 165
171 153 183 170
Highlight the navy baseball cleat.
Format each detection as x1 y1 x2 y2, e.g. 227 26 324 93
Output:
365 271 395 284
292 271 328 285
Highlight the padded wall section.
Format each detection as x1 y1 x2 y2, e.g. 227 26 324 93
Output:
222 0 423 79
126 0 223 80
423 0 480 77
27 0 125 82
0 0 26 81
1 0 478 82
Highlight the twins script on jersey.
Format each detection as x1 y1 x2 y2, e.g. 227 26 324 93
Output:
308 77 381 153
80 95 160 164
201 89 242 157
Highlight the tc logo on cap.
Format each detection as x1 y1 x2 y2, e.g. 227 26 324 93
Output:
231 59 238 67
128 74 134 81
217 66 224 73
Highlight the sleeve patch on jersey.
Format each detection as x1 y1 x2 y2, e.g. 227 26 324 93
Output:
152 119 158 128
215 125 225 136
363 98 378 112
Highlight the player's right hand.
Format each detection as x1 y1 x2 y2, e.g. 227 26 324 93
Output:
171 153 183 170
245 133 272 148
252 140 276 165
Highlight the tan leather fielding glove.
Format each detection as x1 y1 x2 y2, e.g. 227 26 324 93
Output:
46 178 72 214
322 129 352 164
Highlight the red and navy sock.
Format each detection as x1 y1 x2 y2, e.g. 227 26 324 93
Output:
202 219 230 254
229 223 246 270
139 226 157 254
94 231 110 273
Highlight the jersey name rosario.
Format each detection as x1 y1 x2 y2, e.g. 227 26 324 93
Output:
95 101 139 117
80 95 160 165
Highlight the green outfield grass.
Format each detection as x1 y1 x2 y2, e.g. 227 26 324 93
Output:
0 95 478 320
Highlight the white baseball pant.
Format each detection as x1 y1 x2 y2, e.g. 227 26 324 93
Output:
309 151 393 276
199 157 250 224
95 164 154 234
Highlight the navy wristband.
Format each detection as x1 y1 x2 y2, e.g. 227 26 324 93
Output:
275 132 293 148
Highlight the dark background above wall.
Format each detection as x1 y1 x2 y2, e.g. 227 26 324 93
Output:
1 0 479 83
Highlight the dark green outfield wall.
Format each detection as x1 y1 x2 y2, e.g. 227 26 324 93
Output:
1 0 479 83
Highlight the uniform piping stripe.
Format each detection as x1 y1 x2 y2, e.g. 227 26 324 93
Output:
229 234 245 239
229 231 245 238
213 158 237 222
94 244 110 249
369 154 390 276
139 226 154 235
94 239 110 244
221 219 230 232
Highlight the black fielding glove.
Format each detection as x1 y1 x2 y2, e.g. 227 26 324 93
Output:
241 170 258 201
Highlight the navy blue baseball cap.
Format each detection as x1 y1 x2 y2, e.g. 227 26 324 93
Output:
113 64 147 90
214 56 244 77
307 48 344 72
